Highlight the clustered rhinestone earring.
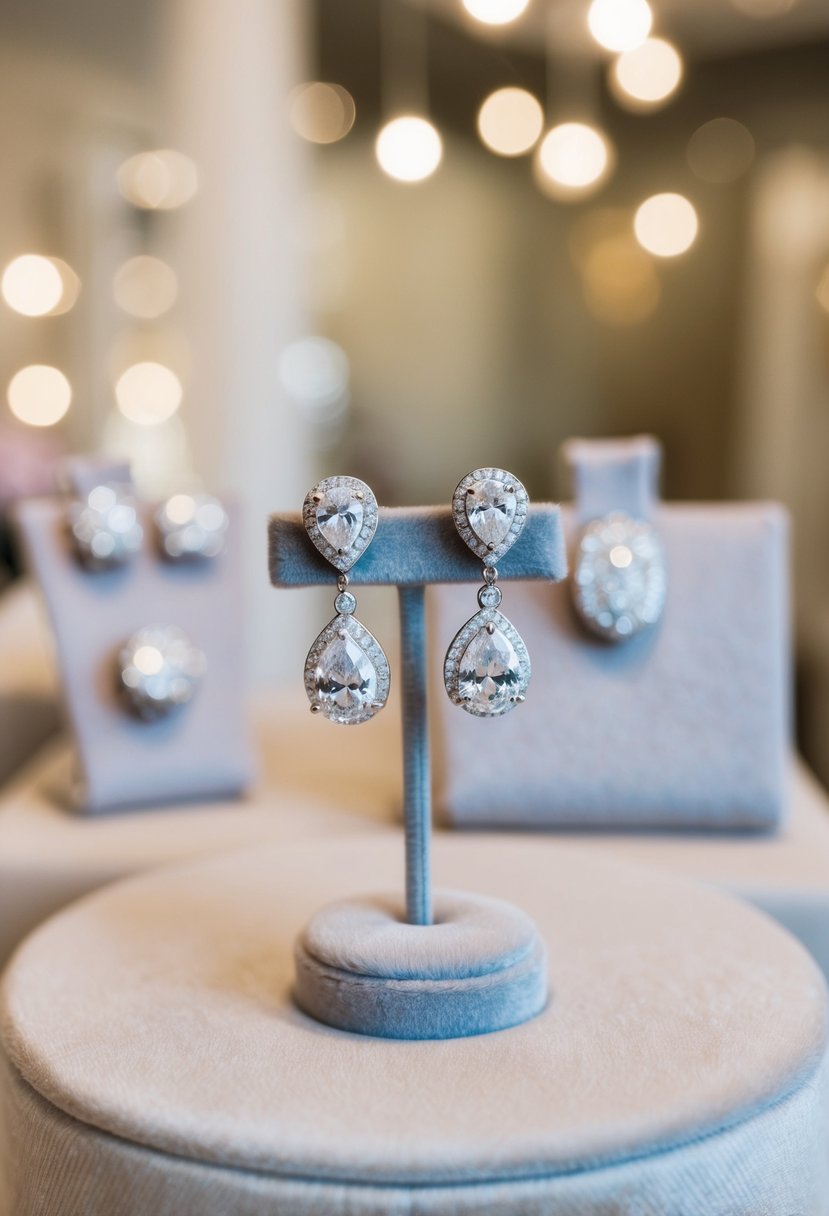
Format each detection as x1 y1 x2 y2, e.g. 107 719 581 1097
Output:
444 467 531 716
302 476 390 725
571 512 666 642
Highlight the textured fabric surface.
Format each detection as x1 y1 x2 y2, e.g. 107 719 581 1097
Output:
0 581 59 787
432 503 789 829
294 891 547 1038
1 839 826 1196
16 495 253 812
1 1046 827 1216
268 504 567 587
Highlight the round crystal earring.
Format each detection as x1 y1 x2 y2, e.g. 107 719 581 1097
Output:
118 624 206 720
302 476 390 725
444 468 531 716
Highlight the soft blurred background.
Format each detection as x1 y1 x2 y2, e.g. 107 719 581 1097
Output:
1 0 829 779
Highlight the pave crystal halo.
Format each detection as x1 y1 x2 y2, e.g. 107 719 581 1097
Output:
68 482 143 571
302 476 389 725
445 468 531 717
572 511 667 642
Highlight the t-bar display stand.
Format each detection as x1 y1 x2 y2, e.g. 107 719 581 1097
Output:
269 503 566 1039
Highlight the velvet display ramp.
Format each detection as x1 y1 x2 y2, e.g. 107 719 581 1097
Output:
1 837 827 1214
432 503 790 830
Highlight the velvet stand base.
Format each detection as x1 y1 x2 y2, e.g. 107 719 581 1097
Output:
294 890 548 1039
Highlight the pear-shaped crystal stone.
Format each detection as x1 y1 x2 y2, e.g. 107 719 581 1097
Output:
314 633 378 722
458 625 522 714
465 479 517 549
316 488 364 554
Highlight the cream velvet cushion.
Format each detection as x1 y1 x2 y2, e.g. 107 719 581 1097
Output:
1 837 827 1214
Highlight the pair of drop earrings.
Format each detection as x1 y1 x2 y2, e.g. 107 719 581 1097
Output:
302 468 531 725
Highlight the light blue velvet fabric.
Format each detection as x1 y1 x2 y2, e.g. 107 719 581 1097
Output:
268 505 567 588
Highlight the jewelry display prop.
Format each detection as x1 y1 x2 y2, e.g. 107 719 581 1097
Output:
433 435 790 830
15 457 253 813
269 501 566 1039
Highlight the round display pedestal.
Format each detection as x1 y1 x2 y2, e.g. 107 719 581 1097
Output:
294 889 547 1040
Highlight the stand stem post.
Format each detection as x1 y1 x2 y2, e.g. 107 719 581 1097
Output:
398 585 432 925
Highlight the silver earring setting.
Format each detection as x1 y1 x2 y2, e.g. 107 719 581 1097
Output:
302 476 390 725
444 468 531 717
572 512 667 642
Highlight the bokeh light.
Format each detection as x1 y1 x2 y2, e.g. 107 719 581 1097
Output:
115 362 183 426
582 233 661 324
289 82 356 144
117 150 199 211
113 256 179 319
477 88 543 157
462 0 530 26
610 38 683 110
687 118 756 183
535 123 614 200
1 254 80 317
634 193 698 257
7 365 72 426
278 336 350 410
376 116 443 183
587 0 652 52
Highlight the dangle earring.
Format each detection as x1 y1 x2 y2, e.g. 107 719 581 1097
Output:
444 468 531 716
302 476 390 725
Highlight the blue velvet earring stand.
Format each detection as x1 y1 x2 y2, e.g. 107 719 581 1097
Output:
268 504 567 1039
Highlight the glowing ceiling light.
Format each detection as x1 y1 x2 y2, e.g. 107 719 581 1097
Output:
117 150 198 211
687 118 755 184
477 88 544 157
375 116 442 183
634 193 698 257
115 362 183 426
289 82 356 144
535 122 613 200
588 0 652 52
2 255 68 317
7 365 72 426
462 0 530 25
610 38 683 110
113 256 178 319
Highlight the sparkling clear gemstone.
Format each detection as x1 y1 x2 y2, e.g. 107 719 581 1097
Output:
465 479 516 548
314 634 377 720
573 513 666 641
458 626 522 713
316 488 363 553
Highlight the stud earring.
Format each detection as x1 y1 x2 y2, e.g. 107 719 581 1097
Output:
572 512 667 641
68 483 143 570
118 625 206 720
445 467 531 716
302 476 390 725
155 492 229 560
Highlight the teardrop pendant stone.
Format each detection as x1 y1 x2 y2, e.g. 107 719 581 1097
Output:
458 625 523 715
465 479 517 549
316 487 364 553
314 633 378 723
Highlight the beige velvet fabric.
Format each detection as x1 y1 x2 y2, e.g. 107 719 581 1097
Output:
0 582 58 787
1 839 827 1212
